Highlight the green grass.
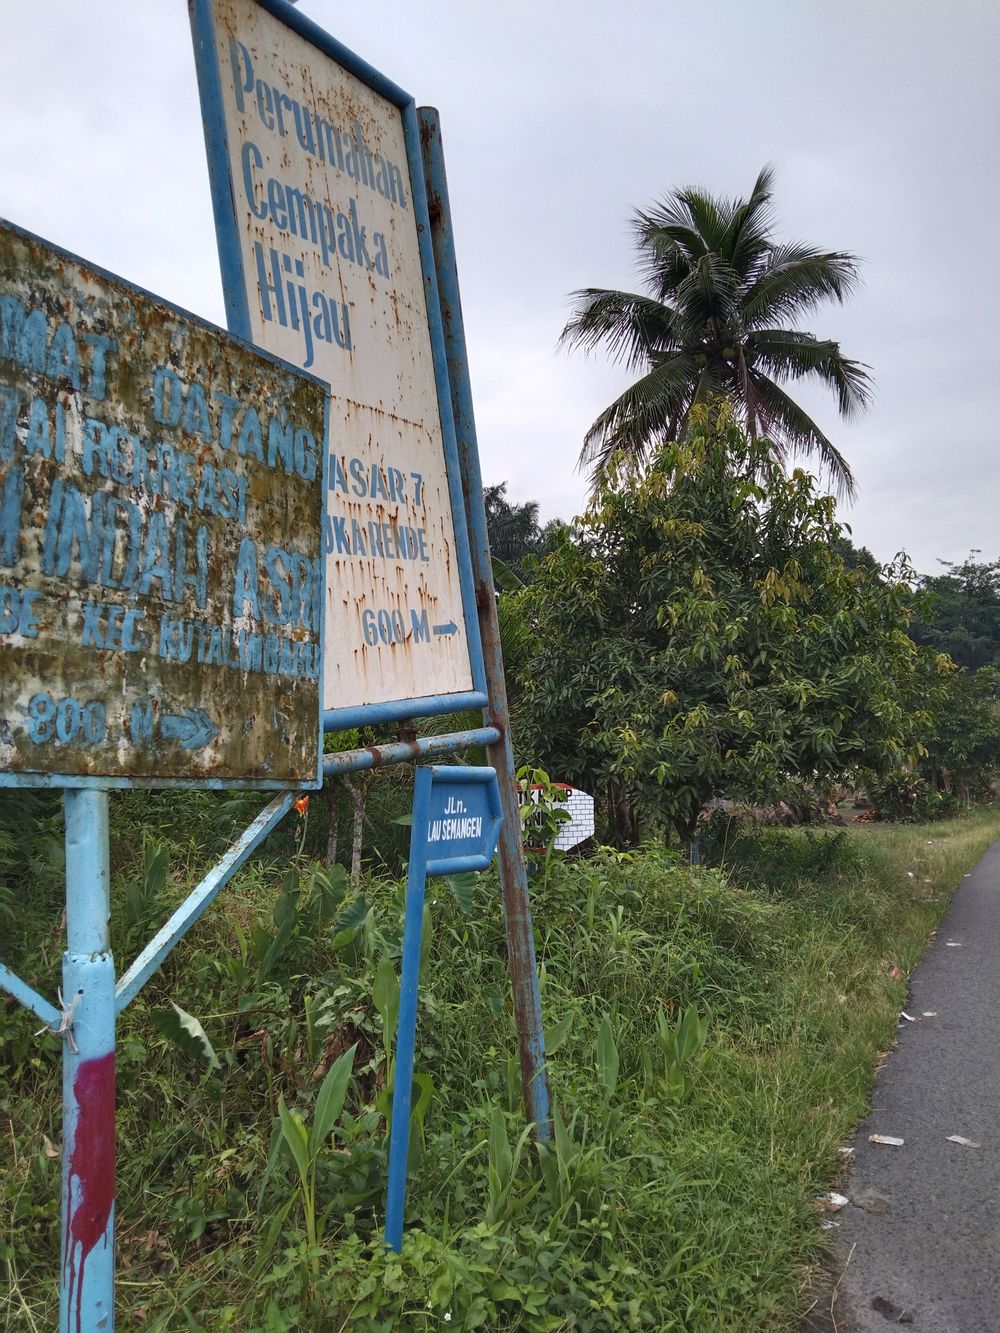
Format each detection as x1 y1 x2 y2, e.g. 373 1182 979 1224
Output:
2 796 1000 1330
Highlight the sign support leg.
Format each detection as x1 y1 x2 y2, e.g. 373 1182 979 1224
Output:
60 788 116 1333
418 108 551 1139
384 767 501 1250
384 775 430 1252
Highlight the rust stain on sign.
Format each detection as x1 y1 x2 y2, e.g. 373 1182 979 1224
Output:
0 222 326 787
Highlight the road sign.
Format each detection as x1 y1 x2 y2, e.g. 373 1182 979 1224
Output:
521 782 596 851
190 0 488 729
421 767 503 873
385 765 502 1252
0 221 327 789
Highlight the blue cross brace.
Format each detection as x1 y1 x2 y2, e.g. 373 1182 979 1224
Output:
384 766 502 1251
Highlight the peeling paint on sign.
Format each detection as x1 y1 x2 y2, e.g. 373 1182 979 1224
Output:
192 0 479 717
0 222 326 786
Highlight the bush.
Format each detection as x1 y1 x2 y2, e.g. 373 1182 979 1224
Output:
866 770 965 822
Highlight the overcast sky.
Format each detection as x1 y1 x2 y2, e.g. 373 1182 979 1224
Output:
3 2 997 576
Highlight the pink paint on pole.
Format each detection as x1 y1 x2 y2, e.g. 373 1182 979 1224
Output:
63 1051 115 1332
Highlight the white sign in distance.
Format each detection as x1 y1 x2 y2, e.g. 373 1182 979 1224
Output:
520 784 596 852
191 0 485 727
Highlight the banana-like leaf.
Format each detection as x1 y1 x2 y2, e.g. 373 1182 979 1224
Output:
596 1014 619 1099
445 871 478 915
150 1001 220 1071
334 894 369 935
544 1012 574 1056
373 955 400 1051
309 1043 358 1155
277 1095 309 1179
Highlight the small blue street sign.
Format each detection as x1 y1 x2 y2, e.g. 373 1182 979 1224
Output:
384 765 502 1251
423 767 502 874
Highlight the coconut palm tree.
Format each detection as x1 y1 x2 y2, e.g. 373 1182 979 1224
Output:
484 483 544 569
561 165 872 495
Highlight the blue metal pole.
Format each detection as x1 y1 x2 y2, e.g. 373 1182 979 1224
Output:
60 789 115 1333
417 108 551 1139
322 727 500 778
384 768 432 1252
0 962 60 1030
115 792 295 1014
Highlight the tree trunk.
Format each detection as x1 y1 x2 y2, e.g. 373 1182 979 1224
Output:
607 780 636 847
323 781 339 867
674 804 702 857
342 773 370 886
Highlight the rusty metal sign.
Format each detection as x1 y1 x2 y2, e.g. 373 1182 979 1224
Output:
0 221 326 788
190 0 487 728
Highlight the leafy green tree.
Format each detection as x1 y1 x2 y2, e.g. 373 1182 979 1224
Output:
561 166 872 494
832 533 881 575
909 553 1000 671
919 664 1000 801
485 482 571 587
517 406 938 844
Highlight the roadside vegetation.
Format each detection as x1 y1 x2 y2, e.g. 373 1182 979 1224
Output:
6 164 1000 1329
3 789 1000 1330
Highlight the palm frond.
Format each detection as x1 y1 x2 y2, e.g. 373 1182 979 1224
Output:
578 354 698 475
742 244 863 326
560 288 679 371
749 372 856 498
721 165 777 276
633 198 710 254
633 222 710 301
671 253 741 335
749 329 874 418
672 188 728 250
689 364 728 411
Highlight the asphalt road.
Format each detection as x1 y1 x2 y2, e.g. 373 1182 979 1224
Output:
830 838 1000 1332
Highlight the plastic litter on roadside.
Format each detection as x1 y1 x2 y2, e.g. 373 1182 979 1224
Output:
869 1134 905 1146
945 1135 981 1149
900 1012 917 1022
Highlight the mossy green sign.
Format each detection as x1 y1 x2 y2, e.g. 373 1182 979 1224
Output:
0 221 326 788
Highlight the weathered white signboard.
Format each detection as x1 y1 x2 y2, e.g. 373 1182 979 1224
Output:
520 783 596 851
0 221 326 788
191 0 485 726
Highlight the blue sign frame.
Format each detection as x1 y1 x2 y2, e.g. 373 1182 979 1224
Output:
189 0 489 733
